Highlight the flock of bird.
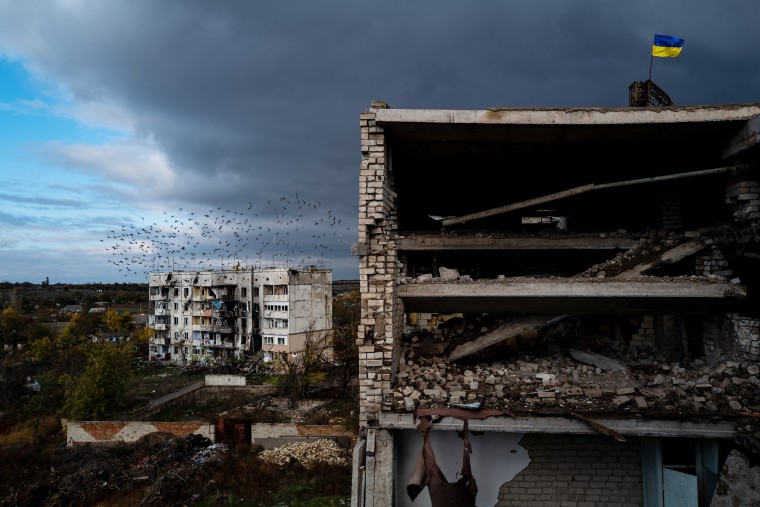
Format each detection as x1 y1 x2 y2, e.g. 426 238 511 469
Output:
103 194 350 278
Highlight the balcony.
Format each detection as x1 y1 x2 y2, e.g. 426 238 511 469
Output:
203 340 236 349
151 324 167 331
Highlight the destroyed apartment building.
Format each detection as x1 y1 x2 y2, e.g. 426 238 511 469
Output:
352 103 760 506
148 266 331 364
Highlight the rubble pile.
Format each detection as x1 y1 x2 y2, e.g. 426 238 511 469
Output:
578 231 693 278
4 433 229 507
390 334 760 418
258 439 350 468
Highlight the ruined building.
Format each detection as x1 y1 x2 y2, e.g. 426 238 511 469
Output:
352 103 760 506
148 267 331 364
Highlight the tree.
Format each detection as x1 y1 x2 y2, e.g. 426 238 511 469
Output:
26 315 134 420
1 307 26 351
331 292 360 389
277 326 332 403
60 341 132 420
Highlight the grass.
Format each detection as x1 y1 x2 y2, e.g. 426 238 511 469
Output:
0 416 61 447
123 361 207 411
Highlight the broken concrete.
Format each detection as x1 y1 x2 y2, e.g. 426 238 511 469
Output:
447 315 559 362
710 450 760 507
569 348 625 372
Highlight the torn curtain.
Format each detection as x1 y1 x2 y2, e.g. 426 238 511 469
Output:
407 416 478 506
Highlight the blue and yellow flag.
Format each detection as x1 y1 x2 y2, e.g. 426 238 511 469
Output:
652 34 684 57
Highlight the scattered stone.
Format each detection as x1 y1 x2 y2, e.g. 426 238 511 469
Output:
634 397 648 409
438 267 459 281
612 396 632 408
569 349 625 372
536 373 556 385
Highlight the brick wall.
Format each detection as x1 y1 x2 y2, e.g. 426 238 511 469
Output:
657 191 682 230
725 177 760 222
66 420 214 446
703 314 760 365
629 315 655 351
694 245 733 278
497 434 643 507
357 106 403 427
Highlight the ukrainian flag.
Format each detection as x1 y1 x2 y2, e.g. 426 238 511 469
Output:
652 34 684 57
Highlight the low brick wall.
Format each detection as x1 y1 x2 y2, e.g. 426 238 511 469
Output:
66 420 215 447
497 433 642 507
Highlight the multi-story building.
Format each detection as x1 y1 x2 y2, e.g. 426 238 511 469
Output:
353 103 760 506
148 266 332 364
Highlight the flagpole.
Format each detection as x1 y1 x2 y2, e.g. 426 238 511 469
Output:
648 54 653 81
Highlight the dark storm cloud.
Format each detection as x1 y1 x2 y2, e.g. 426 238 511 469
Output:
2 0 760 280
8 1 760 184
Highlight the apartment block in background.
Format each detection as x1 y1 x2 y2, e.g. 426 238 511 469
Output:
148 266 331 364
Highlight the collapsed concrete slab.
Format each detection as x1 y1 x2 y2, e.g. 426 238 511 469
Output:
447 315 561 362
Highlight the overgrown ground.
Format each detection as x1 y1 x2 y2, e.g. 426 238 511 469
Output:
1 425 351 506
0 364 358 506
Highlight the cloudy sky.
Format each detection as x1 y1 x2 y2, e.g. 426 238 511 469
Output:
1 1 759 284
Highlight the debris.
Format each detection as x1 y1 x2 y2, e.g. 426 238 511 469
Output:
258 439 349 468
709 450 760 507
569 349 625 372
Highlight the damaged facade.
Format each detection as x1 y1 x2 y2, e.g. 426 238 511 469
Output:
352 103 760 506
148 267 332 363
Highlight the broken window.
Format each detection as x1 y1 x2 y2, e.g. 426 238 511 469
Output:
263 284 288 296
641 437 720 507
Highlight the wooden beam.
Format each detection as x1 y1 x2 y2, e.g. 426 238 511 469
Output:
447 315 562 362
